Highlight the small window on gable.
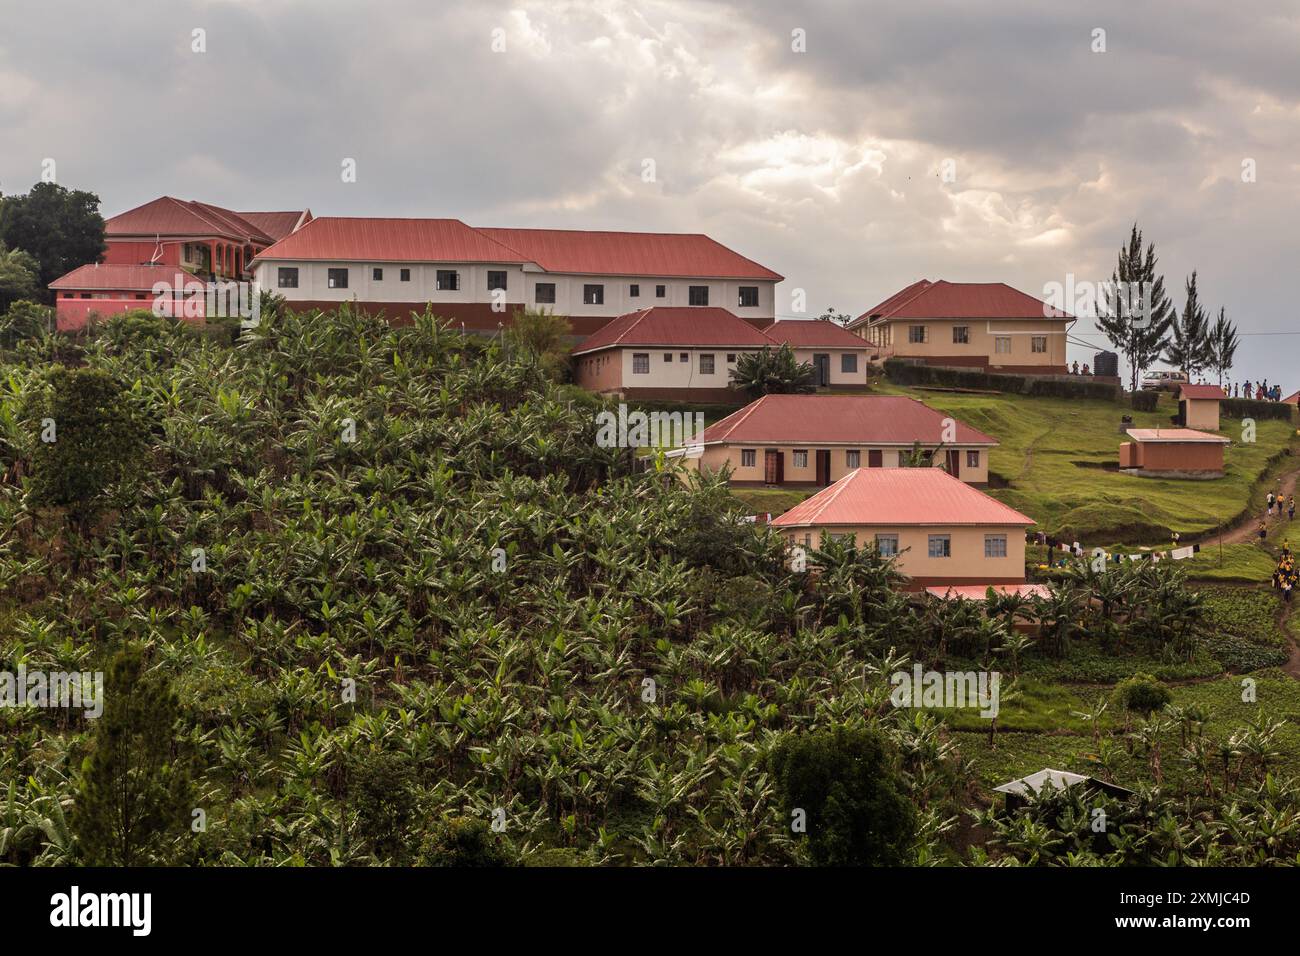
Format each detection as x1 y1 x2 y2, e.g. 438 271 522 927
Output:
373 267 384 281
400 268 411 282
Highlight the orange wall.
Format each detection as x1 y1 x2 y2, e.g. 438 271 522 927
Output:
1136 440 1224 472
783 523 1026 584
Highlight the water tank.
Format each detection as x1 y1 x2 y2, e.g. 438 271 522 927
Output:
1093 350 1119 378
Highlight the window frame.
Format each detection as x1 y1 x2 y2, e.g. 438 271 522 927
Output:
875 534 899 557
737 286 759 308
327 267 348 289
699 353 715 374
984 534 1008 558
277 267 299 289
740 449 757 468
841 353 858 373
928 534 952 559
952 325 969 344
908 325 927 344
632 353 650 374
435 269 460 292
534 282 556 304
487 270 508 291
846 450 861 468
688 285 709 306
583 284 605 305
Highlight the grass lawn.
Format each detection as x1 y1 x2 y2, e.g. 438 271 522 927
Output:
872 383 1298 544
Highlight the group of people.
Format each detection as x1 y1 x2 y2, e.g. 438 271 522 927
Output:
1268 491 1295 520
1231 379 1286 402
1070 361 1091 376
1272 543 1296 602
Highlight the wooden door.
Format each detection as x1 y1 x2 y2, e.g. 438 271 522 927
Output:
764 449 784 485
815 450 831 486
945 449 961 478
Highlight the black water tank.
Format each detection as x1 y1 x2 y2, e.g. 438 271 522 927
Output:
1093 350 1118 377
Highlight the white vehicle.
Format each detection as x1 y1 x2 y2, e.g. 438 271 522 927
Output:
1140 369 1189 392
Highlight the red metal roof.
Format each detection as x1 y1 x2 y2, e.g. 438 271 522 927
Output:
571 307 774 354
761 319 868 348
106 197 274 243
852 279 1072 327
1125 428 1229 443
250 217 529 264
49 263 206 292
237 210 310 242
701 394 999 446
479 227 782 280
1285 391 1300 405
1178 384 1226 401
772 467 1035 528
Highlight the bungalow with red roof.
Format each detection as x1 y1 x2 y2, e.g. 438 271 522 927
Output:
1119 428 1229 479
847 280 1073 374
685 394 998 485
1177 384 1225 430
572 306 774 402
761 320 870 387
771 468 1035 588
50 196 311 329
248 219 782 336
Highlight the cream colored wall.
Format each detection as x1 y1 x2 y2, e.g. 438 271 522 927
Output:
783 524 1027 581
701 443 990 484
1184 399 1220 431
791 347 870 385
619 347 748 389
864 318 1068 368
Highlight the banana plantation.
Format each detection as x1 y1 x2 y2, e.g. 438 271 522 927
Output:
1 304 1298 866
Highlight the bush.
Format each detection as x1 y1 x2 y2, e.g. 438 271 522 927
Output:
1129 390 1159 412
0 299 52 347
1201 634 1289 673
883 358 1120 401
416 817 516 867
768 726 917 866
1112 673 1173 714
1222 397 1293 422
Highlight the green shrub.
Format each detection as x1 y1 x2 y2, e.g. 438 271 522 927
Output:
1129 390 1159 412
1201 634 1289 673
416 817 516 867
1112 673 1173 714
883 358 1119 401
1222 398 1293 422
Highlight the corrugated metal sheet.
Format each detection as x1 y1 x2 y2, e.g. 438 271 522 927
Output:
701 394 998 446
854 279 1072 324
571 307 774 354
250 217 528 264
49 263 205 291
762 319 869 348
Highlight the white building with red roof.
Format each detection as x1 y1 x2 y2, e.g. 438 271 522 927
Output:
685 393 998 486
761 319 870 387
771 467 1035 588
847 279 1073 375
248 218 782 337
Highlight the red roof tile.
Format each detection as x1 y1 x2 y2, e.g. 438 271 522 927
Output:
761 319 868 349
571 307 774 354
1178 384 1226 401
251 217 527 264
701 394 998 446
772 468 1034 528
49 263 207 292
851 279 1072 327
106 197 273 243
479 227 782 280
1125 428 1229 443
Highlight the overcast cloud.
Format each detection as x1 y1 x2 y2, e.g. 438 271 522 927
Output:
2 0 1297 386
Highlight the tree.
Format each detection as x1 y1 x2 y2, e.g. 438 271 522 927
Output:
22 366 151 526
1206 307 1238 389
416 817 516 867
348 750 419 864
1097 224 1174 392
73 643 193 866
1164 271 1212 380
0 182 105 294
0 299 52 347
729 344 815 397
503 307 572 381
768 726 917 866
0 242 39 313
815 307 852 327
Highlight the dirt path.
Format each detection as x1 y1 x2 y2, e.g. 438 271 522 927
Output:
1280 601 1300 680
1198 461 1300 546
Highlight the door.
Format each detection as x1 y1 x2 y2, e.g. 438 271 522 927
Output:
945 449 961 478
815 450 831 486
764 449 784 485
813 353 830 387
867 449 883 468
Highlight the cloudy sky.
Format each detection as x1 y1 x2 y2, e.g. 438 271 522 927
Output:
3 0 1298 387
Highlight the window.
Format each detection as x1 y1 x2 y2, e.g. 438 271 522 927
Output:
841 353 858 373
487 271 508 291
846 450 861 468
867 449 883 468
700 354 715 374
688 286 709 306
995 336 1012 354
738 286 759 308
373 267 384 281
400 268 411 282
952 325 969 344
327 268 348 289
680 353 688 362
928 534 952 558
985 534 1008 558
436 270 459 291
630 284 640 297
664 352 673 362
875 534 899 557
632 353 650 374
793 450 808 469
966 450 980 468
741 449 757 468
908 325 927 344
726 353 736 363
535 282 556 304
277 267 299 289
655 284 666 298
583 284 604 305
1031 335 1047 353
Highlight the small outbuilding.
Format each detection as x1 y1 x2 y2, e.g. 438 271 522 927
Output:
993 768 1134 812
1120 427 1229 479
1177 384 1225 430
